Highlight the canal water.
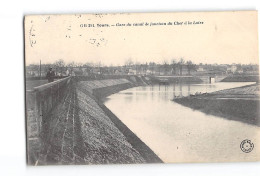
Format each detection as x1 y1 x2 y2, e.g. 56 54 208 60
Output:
104 82 260 163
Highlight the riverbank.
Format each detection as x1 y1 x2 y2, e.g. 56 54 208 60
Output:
76 79 162 163
35 78 162 165
154 76 203 83
221 75 259 82
174 83 260 126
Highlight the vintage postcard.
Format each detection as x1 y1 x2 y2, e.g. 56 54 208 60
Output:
24 11 259 165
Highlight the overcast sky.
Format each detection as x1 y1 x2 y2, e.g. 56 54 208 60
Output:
25 11 259 66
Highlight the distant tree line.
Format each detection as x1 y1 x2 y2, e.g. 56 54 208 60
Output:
26 58 259 77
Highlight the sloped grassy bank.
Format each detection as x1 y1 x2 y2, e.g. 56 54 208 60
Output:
38 78 162 165
173 84 260 126
77 79 163 163
76 86 146 164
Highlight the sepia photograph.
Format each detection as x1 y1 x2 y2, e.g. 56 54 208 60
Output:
24 11 260 166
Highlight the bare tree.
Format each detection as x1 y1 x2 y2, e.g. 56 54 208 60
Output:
149 62 156 75
76 62 83 67
67 61 76 68
186 60 196 75
143 62 148 75
178 58 185 76
135 61 140 75
171 59 178 75
84 62 94 67
54 59 65 75
125 58 134 67
91 61 102 75
162 60 169 75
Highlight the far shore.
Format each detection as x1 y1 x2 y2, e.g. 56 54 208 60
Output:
173 83 260 126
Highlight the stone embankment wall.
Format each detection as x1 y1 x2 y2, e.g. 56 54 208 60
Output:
78 79 133 99
26 76 71 165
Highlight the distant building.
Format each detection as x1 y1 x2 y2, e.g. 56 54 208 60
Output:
237 69 243 74
114 69 120 74
128 68 137 75
91 68 101 74
146 69 153 75
197 66 204 72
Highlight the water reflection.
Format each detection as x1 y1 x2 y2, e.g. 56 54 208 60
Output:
127 82 254 101
118 82 255 103
104 82 259 163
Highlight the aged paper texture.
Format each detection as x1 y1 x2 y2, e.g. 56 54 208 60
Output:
25 11 259 165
